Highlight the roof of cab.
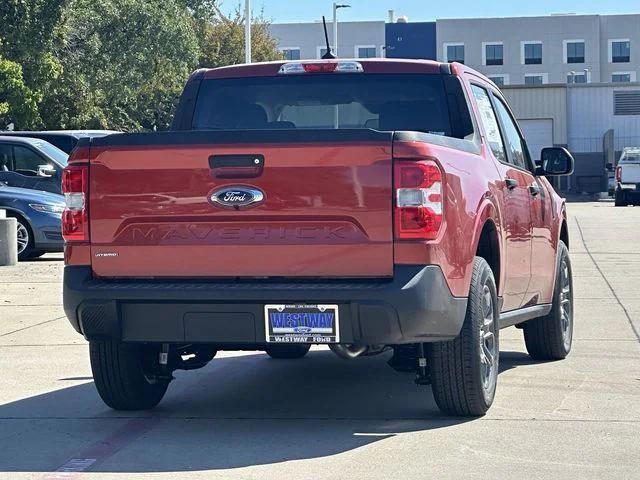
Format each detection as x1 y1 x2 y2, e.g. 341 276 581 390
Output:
201 58 451 79
198 58 500 89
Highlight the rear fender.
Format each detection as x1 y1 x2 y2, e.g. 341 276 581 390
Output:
469 198 504 297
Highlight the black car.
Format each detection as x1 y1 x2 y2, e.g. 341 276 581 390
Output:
0 130 119 154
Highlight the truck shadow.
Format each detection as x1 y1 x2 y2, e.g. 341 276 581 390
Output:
0 349 534 473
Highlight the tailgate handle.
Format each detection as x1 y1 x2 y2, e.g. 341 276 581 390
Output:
209 154 264 178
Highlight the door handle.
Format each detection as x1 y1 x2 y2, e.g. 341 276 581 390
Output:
505 178 518 190
529 184 541 196
209 154 264 178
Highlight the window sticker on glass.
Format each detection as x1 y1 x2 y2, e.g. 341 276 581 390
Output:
471 85 506 163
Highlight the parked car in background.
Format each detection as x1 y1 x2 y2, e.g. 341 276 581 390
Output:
0 136 69 194
614 147 640 206
0 130 119 154
0 183 64 260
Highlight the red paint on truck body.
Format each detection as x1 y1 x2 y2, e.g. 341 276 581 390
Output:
88 142 393 278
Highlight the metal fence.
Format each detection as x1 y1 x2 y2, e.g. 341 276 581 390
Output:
568 136 640 154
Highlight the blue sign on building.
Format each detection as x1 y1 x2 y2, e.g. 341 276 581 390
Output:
385 22 437 60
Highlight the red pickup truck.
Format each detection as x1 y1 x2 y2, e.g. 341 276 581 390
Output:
63 59 574 416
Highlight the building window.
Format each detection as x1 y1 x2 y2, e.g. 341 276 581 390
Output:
444 43 464 64
525 74 546 85
487 75 508 87
317 46 334 59
282 48 301 61
614 91 640 116
610 40 631 63
522 42 542 65
565 41 585 64
484 43 503 66
612 72 636 83
567 72 588 84
355 46 377 58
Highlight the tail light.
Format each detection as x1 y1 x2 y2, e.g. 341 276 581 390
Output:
62 164 89 242
394 160 443 240
615 166 622 182
278 61 364 74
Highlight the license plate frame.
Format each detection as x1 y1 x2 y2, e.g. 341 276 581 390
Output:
264 304 340 344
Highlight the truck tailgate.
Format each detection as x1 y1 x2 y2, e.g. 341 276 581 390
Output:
621 163 640 184
88 131 394 278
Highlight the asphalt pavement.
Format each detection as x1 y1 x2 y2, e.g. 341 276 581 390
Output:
0 201 639 479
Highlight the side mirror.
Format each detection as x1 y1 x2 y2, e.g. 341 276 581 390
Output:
536 147 574 176
37 165 57 178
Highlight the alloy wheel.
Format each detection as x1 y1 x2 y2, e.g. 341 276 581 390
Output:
559 258 573 351
479 284 498 400
16 221 29 255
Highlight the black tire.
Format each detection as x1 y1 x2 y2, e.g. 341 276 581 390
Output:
25 249 46 259
428 257 499 416
523 241 573 360
614 190 627 207
265 344 311 359
89 340 170 410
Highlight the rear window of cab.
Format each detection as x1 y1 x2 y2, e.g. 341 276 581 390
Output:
192 74 474 140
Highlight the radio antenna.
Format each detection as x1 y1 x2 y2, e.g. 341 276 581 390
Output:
321 16 336 59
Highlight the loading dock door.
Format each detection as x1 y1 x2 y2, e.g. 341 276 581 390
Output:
519 119 554 161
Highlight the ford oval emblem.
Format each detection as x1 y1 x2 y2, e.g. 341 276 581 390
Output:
210 186 264 209
293 326 313 334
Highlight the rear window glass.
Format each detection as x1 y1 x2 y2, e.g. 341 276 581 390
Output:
621 153 640 163
192 74 470 139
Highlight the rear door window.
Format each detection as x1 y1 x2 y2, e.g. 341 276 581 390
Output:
471 85 507 163
192 74 471 139
492 96 532 171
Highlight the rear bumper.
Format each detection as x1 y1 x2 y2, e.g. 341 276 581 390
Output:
618 183 640 191
63 265 467 345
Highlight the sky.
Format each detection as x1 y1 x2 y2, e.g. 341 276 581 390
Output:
236 0 640 23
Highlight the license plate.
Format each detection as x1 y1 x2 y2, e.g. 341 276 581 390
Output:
264 304 339 344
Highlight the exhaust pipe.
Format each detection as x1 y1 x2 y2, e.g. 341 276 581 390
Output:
329 344 368 360
329 344 388 360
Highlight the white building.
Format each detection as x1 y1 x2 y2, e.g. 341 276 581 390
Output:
437 14 640 86
269 21 386 60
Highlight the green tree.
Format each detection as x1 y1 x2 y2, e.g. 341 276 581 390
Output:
0 0 66 127
197 6 283 68
1 0 283 131
41 0 200 131
0 54 40 129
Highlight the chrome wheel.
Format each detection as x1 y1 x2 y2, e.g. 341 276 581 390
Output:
480 283 498 400
559 258 573 351
16 221 29 255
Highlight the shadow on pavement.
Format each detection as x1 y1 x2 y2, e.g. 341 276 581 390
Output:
0 348 536 473
22 255 64 262
499 350 538 373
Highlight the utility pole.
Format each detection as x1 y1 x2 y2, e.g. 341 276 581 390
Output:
331 3 350 129
245 0 251 63
332 3 350 57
